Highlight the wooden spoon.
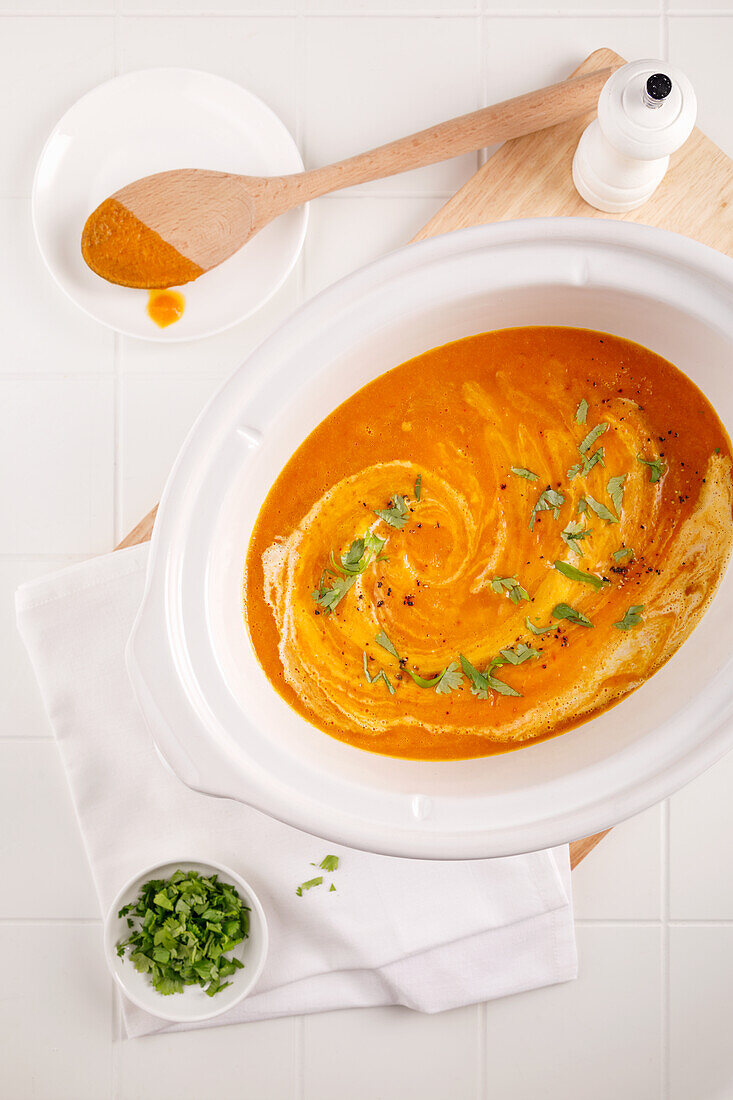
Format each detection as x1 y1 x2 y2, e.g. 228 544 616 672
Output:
82 66 616 290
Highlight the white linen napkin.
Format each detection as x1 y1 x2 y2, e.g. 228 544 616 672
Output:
16 544 577 1037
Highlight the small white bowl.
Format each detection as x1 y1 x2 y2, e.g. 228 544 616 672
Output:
104 858 268 1023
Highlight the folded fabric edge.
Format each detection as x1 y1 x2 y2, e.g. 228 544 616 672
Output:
123 843 575 1020
15 544 148 613
123 901 578 1038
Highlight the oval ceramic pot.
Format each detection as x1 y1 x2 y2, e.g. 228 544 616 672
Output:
127 218 733 859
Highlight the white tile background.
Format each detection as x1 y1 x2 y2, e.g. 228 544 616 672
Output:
1 2 732 1098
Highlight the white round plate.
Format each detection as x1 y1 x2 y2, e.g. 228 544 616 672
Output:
32 69 307 342
104 858 268 1023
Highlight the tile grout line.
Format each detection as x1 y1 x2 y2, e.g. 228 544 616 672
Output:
113 336 123 547
2 911 731 925
0 553 89 562
296 0 308 311
112 7 123 1095
0 7 730 16
661 0 670 61
477 1002 487 1100
295 1016 306 1100
479 5 489 174
112 0 123 551
574 917 663 927
295 7 307 1098
0 916 103 924
0 735 54 742
476 7 487 176
659 10 671 1083
111 978 122 1100
661 797 671 1100
465 5 480 181
0 372 119 381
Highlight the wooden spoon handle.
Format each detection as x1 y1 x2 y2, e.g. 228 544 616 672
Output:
282 66 616 205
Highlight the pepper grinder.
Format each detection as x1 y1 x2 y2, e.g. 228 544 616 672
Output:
572 59 697 213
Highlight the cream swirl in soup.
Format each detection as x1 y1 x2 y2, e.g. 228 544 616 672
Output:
244 327 733 761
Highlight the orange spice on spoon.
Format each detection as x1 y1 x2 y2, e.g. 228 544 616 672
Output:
82 198 203 289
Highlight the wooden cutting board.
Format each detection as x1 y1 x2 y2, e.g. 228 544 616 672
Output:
116 47 733 869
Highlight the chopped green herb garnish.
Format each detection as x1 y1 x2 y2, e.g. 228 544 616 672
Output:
338 532 387 574
319 855 339 872
313 532 387 613
529 488 565 531
459 654 489 698
362 652 395 694
381 672 395 695
499 642 540 665
375 629 399 659
614 604 644 630
460 651 527 699
407 661 463 694
491 576 530 605
374 494 411 529
329 884 336 892
579 422 609 454
407 668 445 689
576 398 589 425
584 446 605 472
511 466 539 481
552 603 594 628
613 547 634 562
561 519 593 557
296 877 323 897
584 493 619 524
414 474 422 501
553 560 609 589
568 447 605 480
607 475 626 516
340 538 366 573
116 869 250 998
525 616 554 635
313 573 358 613
637 452 665 483
436 661 463 695
577 497 588 514
486 672 521 697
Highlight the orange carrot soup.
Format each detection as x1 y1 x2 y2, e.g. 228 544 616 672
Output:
243 327 733 761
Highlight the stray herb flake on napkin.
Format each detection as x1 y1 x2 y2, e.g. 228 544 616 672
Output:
116 869 250 998
296 877 323 897
300 855 340 896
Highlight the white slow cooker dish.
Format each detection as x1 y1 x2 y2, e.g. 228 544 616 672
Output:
127 218 733 859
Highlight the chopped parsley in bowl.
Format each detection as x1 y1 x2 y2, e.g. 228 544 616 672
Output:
104 859 268 1023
